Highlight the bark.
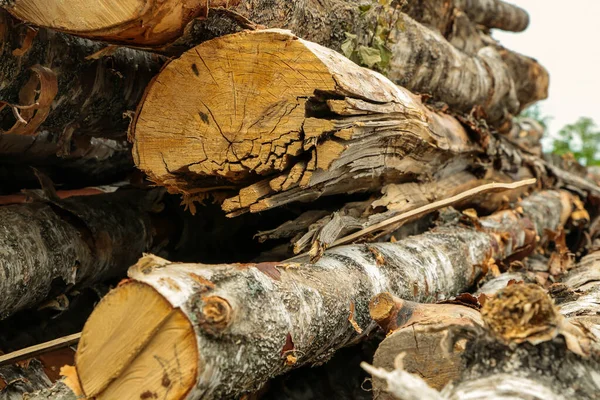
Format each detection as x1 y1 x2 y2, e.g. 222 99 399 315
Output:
402 0 529 33
23 381 75 400
365 251 600 400
133 29 541 214
399 4 548 115
0 359 52 400
0 188 166 319
73 190 572 399
0 9 161 141
0 0 234 47
454 0 529 32
506 117 544 156
0 133 135 188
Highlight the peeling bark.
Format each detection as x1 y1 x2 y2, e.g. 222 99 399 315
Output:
73 190 572 399
0 10 161 142
257 169 534 256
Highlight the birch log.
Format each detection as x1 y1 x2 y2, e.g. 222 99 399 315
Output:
366 251 600 400
0 189 166 319
0 10 160 142
403 0 530 33
72 190 572 400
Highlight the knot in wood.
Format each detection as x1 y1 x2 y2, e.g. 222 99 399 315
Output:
198 296 233 336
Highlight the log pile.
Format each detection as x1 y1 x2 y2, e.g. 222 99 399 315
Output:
0 1 598 399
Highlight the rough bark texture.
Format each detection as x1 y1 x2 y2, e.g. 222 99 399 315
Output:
403 0 529 34
0 189 165 319
0 9 161 141
0 0 236 47
366 252 600 400
0 359 52 400
74 190 572 399
454 0 529 32
23 381 76 400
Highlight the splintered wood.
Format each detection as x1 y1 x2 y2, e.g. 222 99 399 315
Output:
0 1 598 400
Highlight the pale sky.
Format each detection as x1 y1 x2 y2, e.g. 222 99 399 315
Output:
493 0 600 140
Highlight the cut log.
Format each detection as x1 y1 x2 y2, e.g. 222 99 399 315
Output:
0 10 161 142
369 294 482 396
72 190 571 399
365 285 600 399
0 0 234 47
365 253 600 400
133 29 540 212
1 0 527 48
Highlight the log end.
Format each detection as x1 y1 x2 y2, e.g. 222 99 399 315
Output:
75 281 197 399
132 29 336 194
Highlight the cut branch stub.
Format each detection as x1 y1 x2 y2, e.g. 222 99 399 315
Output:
1 0 237 46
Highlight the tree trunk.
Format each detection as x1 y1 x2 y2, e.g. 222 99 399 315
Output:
0 9 161 142
71 190 572 400
132 29 543 214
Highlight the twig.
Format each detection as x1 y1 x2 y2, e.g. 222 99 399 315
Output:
0 332 81 367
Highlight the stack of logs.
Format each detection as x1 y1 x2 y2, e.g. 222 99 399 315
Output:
0 0 598 399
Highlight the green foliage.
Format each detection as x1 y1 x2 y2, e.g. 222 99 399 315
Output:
341 0 405 72
552 117 600 166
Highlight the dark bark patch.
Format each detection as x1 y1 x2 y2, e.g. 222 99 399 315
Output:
140 390 158 399
255 262 282 281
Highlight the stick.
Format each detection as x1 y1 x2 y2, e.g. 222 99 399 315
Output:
0 332 81 367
